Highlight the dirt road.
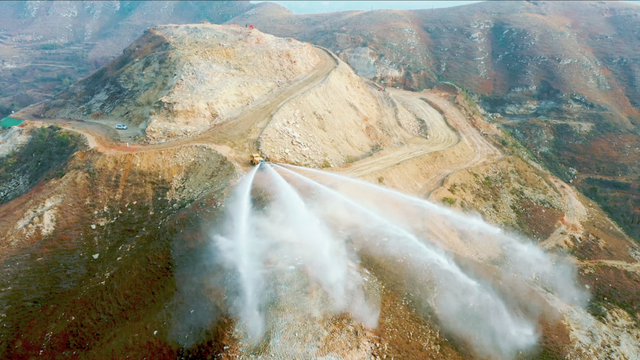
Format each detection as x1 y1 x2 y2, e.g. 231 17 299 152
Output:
336 88 502 195
15 47 499 192
13 47 337 165
336 89 460 178
418 91 502 195
192 48 337 157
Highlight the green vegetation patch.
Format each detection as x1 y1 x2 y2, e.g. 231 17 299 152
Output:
0 126 85 204
442 197 456 206
581 180 640 242
0 117 23 129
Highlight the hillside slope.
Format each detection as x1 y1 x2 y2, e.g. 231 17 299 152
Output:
259 59 413 168
37 24 322 141
3 16 640 360
227 0 640 245
231 1 640 120
6 1 640 241
0 1 253 118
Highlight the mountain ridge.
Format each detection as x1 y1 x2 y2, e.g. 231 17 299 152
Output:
2 3 640 359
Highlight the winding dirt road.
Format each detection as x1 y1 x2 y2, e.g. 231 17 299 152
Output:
13 47 337 164
14 46 499 192
418 91 503 195
336 88 502 195
336 89 460 178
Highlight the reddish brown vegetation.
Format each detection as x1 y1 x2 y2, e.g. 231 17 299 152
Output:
0 148 237 359
564 134 640 177
519 199 564 241
580 264 640 322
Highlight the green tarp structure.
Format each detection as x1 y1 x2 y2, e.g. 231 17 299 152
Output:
0 117 23 129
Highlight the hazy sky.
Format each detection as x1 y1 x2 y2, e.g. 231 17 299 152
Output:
251 1 482 13
252 1 640 14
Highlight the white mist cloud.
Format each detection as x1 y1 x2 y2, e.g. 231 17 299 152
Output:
262 165 379 327
203 162 587 359
277 165 539 359
277 164 588 358
212 166 266 342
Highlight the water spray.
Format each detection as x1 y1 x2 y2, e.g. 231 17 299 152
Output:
211 164 265 342
262 164 379 327
206 161 585 358
274 164 538 358
280 163 588 305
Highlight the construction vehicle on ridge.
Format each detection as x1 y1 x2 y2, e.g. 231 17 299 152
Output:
250 153 265 165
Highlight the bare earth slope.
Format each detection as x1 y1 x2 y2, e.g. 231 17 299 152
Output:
0 1 253 117
231 1 640 120
3 23 640 360
4 2 640 243
37 24 321 142
226 0 640 254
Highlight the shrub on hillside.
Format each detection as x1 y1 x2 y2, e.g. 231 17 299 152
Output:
0 126 85 204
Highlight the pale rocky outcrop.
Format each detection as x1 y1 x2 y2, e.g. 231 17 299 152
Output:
40 24 322 142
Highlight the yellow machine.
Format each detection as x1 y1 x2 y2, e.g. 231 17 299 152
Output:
250 153 265 165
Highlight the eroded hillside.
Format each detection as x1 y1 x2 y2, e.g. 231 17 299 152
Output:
2 23 640 360
0 1 252 118
226 1 640 247
4 2 640 247
259 58 412 168
37 24 321 141
233 1 640 119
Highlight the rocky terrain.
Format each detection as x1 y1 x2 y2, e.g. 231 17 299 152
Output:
234 1 640 115
227 0 640 252
2 22 640 359
2 1 638 248
0 1 251 117
37 24 321 141
259 59 409 168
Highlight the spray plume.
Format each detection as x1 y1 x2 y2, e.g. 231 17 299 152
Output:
262 165 379 327
281 164 588 306
275 164 538 359
211 165 265 341
207 161 586 359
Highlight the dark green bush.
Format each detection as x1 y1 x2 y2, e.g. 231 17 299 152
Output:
0 126 85 204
